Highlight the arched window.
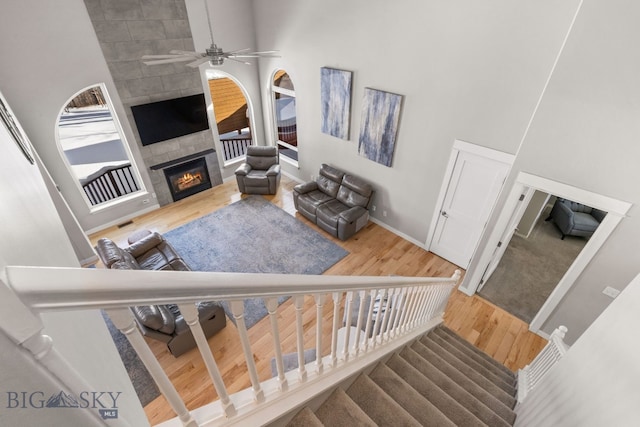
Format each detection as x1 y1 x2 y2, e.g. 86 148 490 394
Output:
56 84 143 208
271 70 298 163
207 70 255 165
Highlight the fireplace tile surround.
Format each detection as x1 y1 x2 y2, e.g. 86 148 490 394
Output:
84 0 223 206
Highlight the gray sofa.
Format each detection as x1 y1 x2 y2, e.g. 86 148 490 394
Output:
546 198 606 239
96 231 226 357
293 164 374 240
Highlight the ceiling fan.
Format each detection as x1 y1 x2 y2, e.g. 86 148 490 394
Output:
142 0 278 67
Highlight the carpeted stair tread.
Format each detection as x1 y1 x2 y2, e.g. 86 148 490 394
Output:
369 363 456 427
435 326 515 379
286 407 323 427
423 332 517 394
346 374 422 426
411 340 517 410
427 330 516 387
315 388 376 426
386 353 486 427
399 347 513 427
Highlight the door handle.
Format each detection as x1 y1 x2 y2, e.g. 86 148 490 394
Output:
441 211 449 218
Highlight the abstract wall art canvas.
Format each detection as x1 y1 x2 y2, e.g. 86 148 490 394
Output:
320 67 352 140
358 88 403 167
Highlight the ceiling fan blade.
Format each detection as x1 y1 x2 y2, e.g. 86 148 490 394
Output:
248 50 280 55
141 54 188 60
143 57 197 65
226 56 252 65
169 50 203 56
227 48 252 54
185 57 212 68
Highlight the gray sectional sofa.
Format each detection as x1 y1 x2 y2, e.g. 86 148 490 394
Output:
96 231 226 357
293 164 374 240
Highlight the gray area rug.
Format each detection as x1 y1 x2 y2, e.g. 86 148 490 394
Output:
164 195 349 328
101 311 160 407
479 207 586 323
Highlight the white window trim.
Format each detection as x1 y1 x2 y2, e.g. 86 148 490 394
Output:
271 71 298 166
55 83 146 212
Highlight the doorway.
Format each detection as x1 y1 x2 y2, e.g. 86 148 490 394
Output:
478 192 590 323
460 172 632 334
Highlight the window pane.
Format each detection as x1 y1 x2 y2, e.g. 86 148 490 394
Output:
209 76 253 163
273 71 295 91
58 86 141 206
275 93 297 148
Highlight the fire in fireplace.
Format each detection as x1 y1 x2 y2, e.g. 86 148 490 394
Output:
164 157 211 202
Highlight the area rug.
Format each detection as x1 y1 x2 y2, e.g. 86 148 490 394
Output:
164 195 349 328
101 311 160 407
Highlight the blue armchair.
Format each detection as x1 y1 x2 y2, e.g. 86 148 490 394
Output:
546 198 606 239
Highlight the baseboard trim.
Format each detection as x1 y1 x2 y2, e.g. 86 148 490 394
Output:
369 217 427 250
84 204 160 236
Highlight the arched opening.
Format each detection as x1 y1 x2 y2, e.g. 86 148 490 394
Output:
56 84 143 208
207 70 255 165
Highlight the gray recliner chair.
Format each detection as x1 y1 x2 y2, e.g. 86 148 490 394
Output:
546 198 607 239
234 146 281 194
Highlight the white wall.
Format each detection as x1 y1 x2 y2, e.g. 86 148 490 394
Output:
0 90 147 424
515 272 640 426
0 0 156 232
251 0 581 241
468 0 640 343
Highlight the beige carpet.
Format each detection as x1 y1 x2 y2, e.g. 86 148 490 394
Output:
478 207 587 323
284 325 517 426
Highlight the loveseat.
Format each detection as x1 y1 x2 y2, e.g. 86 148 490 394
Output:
96 231 226 357
293 164 374 240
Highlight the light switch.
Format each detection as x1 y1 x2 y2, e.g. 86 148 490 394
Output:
602 286 620 299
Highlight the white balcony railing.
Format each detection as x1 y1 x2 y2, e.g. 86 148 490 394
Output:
516 325 569 404
6 266 460 427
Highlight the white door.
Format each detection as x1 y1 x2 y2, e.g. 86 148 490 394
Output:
429 143 512 268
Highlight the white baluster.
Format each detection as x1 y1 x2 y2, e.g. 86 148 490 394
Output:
342 292 353 361
410 286 428 328
330 292 343 367
353 290 366 356
178 303 237 417
293 296 307 381
264 298 288 392
229 300 264 402
398 286 417 333
379 288 394 342
314 294 326 374
372 289 387 349
362 289 377 352
390 287 406 337
107 308 197 427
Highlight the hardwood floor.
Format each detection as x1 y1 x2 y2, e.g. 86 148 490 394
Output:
89 175 547 425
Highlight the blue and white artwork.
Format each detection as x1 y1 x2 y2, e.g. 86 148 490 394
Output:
358 88 403 167
320 67 352 140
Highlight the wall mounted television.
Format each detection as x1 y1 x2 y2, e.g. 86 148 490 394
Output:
131 93 210 146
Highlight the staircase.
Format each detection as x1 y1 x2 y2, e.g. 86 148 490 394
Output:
285 325 517 426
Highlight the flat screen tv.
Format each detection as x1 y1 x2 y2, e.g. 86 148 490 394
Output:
131 94 210 146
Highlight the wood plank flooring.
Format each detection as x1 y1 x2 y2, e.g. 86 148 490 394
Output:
89 175 547 425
